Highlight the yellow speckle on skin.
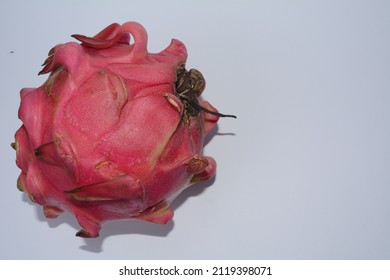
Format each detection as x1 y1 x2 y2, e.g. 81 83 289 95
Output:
54 136 62 146
95 160 110 170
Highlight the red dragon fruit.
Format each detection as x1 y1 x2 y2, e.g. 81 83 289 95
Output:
13 22 235 237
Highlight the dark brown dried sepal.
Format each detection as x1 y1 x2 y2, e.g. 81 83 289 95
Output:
174 64 236 119
76 229 97 238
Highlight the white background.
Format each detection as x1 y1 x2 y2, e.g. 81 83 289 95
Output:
1 0 389 259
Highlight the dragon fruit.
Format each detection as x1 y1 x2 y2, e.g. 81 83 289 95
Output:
13 22 235 238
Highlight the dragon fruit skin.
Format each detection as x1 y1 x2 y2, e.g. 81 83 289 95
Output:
14 22 221 237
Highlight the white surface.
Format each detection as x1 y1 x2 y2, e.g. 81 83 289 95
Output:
1 0 390 259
